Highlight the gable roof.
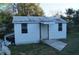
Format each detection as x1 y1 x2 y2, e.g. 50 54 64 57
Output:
12 16 67 24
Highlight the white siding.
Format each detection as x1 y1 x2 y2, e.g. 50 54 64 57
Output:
49 23 67 39
14 24 40 45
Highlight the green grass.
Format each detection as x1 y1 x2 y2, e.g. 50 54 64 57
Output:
9 32 79 55
9 42 59 55
59 32 79 55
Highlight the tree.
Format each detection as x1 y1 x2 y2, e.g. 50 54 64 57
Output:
65 8 75 32
65 8 79 32
66 8 75 16
66 8 75 22
0 11 13 33
17 3 44 16
60 15 66 20
73 10 79 27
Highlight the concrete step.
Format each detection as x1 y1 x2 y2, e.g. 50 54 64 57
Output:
42 40 57 45
42 40 67 51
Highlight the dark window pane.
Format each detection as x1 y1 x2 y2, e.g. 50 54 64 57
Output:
58 23 62 31
21 23 27 33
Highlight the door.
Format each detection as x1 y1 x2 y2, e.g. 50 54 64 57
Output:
41 24 49 40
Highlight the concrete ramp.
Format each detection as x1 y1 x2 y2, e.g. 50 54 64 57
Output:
42 40 67 51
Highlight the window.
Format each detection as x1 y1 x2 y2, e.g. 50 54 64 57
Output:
21 23 28 33
58 23 62 31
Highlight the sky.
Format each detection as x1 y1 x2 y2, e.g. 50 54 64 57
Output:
40 3 79 16
0 4 9 10
0 3 79 16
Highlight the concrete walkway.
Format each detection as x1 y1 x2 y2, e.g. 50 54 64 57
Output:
42 40 67 51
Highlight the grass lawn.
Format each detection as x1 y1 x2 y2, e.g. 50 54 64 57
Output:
9 32 79 55
60 32 79 55
9 42 59 55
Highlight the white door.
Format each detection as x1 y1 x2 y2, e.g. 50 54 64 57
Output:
41 24 49 40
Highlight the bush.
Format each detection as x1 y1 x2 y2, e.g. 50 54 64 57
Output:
0 33 4 39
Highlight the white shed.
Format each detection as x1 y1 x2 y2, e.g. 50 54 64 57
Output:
12 16 67 45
